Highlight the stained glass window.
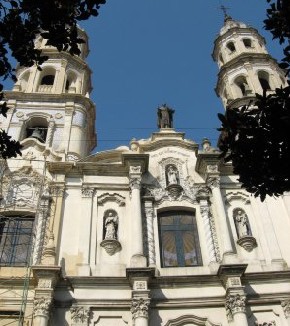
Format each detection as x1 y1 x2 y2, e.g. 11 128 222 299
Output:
159 211 202 267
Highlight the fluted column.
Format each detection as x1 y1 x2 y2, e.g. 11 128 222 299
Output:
207 176 234 259
143 198 156 267
129 166 146 267
281 300 290 326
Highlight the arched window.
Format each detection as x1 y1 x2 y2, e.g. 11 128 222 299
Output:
234 76 251 97
24 117 48 143
0 215 34 266
226 41 236 53
158 211 202 267
243 38 252 48
258 71 271 91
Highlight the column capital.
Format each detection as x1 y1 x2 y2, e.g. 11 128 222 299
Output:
131 297 150 320
206 176 220 189
282 300 290 318
50 185 65 197
70 306 90 325
33 297 52 318
81 187 95 198
225 292 246 320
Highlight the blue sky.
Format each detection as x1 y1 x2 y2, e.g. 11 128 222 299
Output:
80 0 284 152
4 1 285 153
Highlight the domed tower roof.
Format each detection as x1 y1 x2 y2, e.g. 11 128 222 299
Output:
219 15 248 37
212 14 287 110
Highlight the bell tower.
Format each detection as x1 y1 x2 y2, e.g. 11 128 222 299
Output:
212 14 287 109
2 28 96 162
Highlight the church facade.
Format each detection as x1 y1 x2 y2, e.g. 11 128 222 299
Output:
0 16 290 326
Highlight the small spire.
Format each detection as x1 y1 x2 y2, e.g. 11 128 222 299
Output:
219 4 232 22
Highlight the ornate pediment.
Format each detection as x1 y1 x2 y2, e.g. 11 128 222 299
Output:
1 166 49 209
97 193 126 206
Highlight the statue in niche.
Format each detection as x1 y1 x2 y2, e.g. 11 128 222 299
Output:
104 212 119 240
157 105 175 129
234 209 251 238
166 165 179 186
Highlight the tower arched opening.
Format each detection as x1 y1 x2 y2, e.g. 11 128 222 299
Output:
258 71 271 91
37 68 56 93
23 117 48 143
226 41 236 54
234 76 251 97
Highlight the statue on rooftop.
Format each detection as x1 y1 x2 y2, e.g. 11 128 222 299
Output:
157 105 175 129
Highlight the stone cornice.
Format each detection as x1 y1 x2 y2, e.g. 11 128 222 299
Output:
4 91 95 116
122 153 149 173
195 151 221 175
216 53 279 90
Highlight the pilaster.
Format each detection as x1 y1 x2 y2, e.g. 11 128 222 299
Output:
77 186 95 275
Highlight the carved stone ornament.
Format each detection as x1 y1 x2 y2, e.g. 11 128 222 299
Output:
70 306 90 324
225 293 246 320
255 322 276 326
131 298 150 319
129 177 142 191
130 166 142 174
133 281 147 291
1 166 46 209
100 239 121 255
81 187 95 198
33 297 52 317
166 183 184 200
67 154 80 162
23 150 36 161
237 235 257 252
50 185 65 197
206 176 220 189
207 164 218 173
281 300 290 318
97 193 126 206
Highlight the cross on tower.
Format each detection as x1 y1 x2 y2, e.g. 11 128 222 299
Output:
219 4 231 20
